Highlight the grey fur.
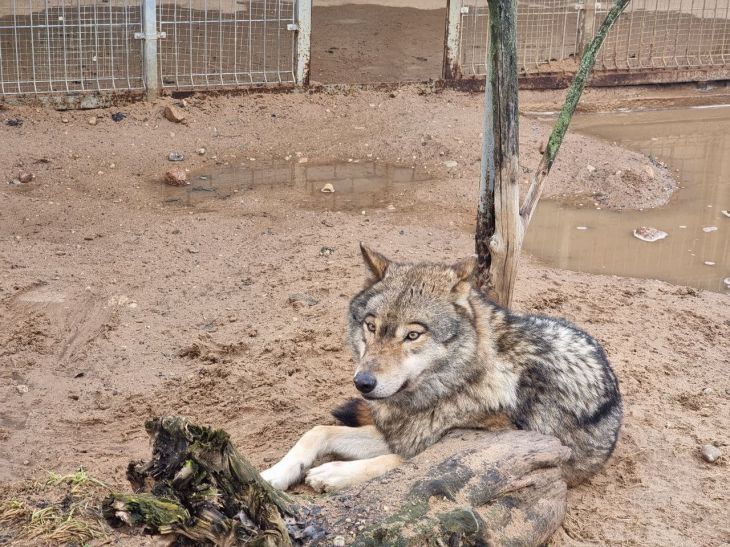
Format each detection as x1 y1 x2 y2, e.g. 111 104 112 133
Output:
348 249 622 486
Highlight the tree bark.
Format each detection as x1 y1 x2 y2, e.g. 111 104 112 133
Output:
476 0 632 307
475 0 521 306
104 417 571 546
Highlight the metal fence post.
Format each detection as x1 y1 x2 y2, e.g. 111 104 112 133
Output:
141 0 160 99
295 0 312 86
443 0 463 79
577 0 598 54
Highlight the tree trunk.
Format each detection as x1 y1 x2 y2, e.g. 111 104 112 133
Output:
104 417 571 546
476 0 632 306
475 0 521 306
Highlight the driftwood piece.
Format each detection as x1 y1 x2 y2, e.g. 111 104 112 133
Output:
104 417 570 546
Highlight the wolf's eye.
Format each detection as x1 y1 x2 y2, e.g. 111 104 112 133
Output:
405 331 421 341
365 320 376 333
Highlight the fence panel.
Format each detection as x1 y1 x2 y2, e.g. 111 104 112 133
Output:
452 0 730 82
0 0 144 95
157 0 298 89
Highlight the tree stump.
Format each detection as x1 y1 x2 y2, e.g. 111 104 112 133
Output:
104 417 570 546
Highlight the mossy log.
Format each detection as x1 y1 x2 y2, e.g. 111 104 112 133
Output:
104 417 571 546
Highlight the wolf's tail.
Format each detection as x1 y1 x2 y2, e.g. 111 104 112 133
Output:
332 398 374 427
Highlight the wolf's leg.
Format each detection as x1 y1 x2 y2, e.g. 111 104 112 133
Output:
260 425 390 490
305 453 403 492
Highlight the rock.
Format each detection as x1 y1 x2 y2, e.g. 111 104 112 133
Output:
188 247 200 254
704 261 716 266
633 227 668 242
642 165 655 179
702 226 718 232
87 116 98 126
61 116 69 123
700 444 721 463
586 164 597 173
16 384 29 394
164 105 186 124
320 183 335 193
576 226 588 231
196 148 206 156
164 169 187 186
9 179 21 186
18 172 33 183
333 536 345 547
288 293 319 307
168 151 184 162
320 246 335 257
5 118 23 127
111 112 126 122
702 387 714 395
721 210 730 218
443 160 458 170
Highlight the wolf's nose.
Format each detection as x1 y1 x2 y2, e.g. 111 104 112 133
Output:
354 372 377 394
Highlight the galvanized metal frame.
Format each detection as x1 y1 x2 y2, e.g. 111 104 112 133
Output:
444 0 730 85
0 0 311 99
0 0 145 96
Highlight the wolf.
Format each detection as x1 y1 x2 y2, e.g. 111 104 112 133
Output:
261 244 622 492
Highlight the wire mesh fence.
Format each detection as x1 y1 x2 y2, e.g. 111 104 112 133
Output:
456 0 730 79
0 0 304 98
0 0 144 95
157 0 298 89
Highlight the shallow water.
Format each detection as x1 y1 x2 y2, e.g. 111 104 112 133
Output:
162 160 430 211
525 106 730 293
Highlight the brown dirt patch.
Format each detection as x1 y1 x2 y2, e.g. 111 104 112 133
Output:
0 87 727 546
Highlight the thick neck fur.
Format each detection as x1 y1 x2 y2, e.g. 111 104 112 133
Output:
368 291 520 458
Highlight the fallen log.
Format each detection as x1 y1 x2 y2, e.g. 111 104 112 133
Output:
104 416 571 546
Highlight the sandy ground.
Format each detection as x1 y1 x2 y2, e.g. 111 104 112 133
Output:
0 86 728 546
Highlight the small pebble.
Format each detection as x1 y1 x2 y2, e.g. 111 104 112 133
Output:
721 210 730 218
111 112 126 122
576 226 588 231
87 116 97 126
702 226 718 233
18 172 33 183
586 164 597 173
164 104 186 124
333 536 345 547
633 227 668 242
704 261 716 266
168 151 184 162
700 444 721 463
320 183 335 193
197 148 206 155
164 169 187 186
16 384 29 394
443 160 458 170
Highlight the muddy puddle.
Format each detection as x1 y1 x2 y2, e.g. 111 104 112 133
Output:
162 160 431 211
525 106 730 293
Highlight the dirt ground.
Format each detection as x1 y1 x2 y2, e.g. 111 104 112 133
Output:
0 86 728 546
312 5 445 84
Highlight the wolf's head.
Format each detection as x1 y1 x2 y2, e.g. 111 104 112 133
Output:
347 244 480 408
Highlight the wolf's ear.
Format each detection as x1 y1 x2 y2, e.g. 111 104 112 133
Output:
360 243 390 281
450 255 477 284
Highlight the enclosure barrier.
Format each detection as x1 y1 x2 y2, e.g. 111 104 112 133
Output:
0 0 311 100
446 0 730 85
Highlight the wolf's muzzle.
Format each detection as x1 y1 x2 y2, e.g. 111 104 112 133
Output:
354 371 377 394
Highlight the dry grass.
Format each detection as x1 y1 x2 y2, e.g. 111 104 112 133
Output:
0 468 112 545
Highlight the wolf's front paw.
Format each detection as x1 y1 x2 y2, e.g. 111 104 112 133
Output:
260 460 303 491
305 461 359 493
